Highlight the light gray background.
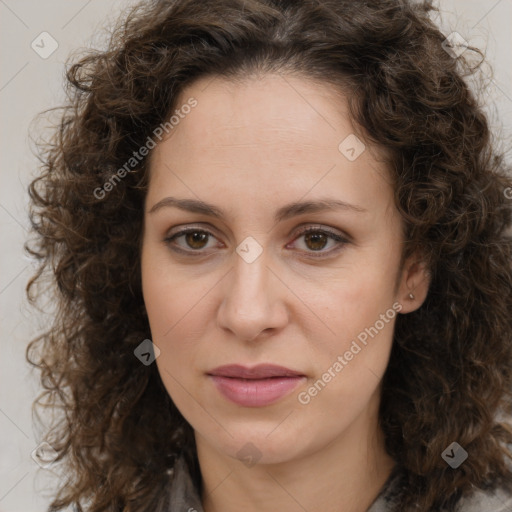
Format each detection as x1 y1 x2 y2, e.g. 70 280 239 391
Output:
1 1 511 511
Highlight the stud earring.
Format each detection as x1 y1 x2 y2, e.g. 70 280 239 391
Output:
408 292 415 300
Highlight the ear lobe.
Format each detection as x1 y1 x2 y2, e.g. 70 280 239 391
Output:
397 258 431 314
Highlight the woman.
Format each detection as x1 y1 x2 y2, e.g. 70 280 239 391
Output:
26 0 512 510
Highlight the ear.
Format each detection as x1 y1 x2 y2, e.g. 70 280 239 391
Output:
396 255 431 314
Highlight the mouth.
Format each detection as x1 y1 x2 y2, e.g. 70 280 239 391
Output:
207 364 306 407
208 364 305 379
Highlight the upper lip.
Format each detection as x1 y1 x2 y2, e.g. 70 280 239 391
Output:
207 364 305 379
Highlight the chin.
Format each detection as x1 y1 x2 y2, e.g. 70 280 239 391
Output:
200 421 315 467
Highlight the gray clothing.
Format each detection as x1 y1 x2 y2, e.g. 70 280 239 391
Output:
166 455 512 511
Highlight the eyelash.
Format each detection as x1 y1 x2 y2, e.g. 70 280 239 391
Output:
163 225 350 258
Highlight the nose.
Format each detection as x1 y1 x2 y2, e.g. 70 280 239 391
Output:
216 250 289 342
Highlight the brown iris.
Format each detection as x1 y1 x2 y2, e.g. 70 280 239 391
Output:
304 231 328 251
185 231 209 249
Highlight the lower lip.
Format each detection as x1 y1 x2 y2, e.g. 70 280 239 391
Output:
209 375 305 407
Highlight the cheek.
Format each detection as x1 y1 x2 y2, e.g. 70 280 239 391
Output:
312 265 397 337
302 256 399 393
141 252 218 386
301 292 397 420
141 242 213 336
142 268 207 415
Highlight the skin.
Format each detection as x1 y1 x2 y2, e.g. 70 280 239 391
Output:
141 74 430 512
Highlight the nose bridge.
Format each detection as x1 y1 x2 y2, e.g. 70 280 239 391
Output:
217 248 287 340
233 251 268 302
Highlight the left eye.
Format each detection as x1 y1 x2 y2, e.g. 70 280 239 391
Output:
164 226 348 256
288 228 348 255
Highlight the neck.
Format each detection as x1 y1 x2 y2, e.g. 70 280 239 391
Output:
196 398 395 512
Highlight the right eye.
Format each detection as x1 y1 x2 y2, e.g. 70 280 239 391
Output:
164 227 222 254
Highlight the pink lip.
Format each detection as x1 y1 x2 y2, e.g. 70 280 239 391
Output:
207 364 306 407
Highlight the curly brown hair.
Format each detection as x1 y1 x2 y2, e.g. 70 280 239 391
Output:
26 0 512 510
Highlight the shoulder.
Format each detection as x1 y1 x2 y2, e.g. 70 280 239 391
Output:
367 475 512 512
455 483 512 511
369 453 512 512
370 477 512 512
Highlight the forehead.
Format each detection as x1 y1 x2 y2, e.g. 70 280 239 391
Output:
170 73 354 150
147 73 393 214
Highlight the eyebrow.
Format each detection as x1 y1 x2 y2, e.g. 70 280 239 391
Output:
148 196 367 222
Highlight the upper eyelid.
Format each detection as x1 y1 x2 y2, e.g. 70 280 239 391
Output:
165 224 224 244
165 223 347 240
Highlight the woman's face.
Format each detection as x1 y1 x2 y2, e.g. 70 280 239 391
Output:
141 74 423 465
